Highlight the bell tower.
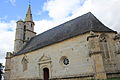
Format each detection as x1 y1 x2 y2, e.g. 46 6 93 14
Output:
14 5 36 53
24 4 36 42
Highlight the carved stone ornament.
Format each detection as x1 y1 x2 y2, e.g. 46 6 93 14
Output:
21 56 28 71
114 33 120 40
38 54 51 64
87 31 99 41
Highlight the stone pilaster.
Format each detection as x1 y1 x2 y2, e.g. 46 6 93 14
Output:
4 52 13 80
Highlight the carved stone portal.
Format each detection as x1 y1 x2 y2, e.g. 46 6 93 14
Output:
38 54 52 79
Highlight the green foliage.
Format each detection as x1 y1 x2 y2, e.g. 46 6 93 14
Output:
0 63 4 70
89 77 120 80
107 77 120 80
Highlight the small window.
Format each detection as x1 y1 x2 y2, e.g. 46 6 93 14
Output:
63 58 69 65
60 56 69 66
27 37 29 40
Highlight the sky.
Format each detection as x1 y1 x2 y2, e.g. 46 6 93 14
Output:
0 0 120 65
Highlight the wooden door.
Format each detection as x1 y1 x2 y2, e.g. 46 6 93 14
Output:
43 68 49 80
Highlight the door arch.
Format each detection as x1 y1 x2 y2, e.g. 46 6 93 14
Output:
43 68 49 80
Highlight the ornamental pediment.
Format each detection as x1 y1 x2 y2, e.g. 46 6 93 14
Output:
39 54 51 62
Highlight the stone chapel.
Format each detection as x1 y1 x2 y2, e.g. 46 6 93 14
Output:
4 5 120 80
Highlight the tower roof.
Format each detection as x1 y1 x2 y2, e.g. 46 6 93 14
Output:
25 5 33 21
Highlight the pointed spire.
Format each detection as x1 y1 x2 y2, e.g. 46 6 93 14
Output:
25 4 33 21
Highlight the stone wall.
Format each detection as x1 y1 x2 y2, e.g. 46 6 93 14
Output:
9 33 94 80
8 32 120 80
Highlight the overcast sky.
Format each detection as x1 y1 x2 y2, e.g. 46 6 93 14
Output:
0 0 120 65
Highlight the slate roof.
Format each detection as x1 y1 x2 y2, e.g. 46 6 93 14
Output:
15 12 116 55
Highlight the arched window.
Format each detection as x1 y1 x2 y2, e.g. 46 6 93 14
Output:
31 24 32 27
99 34 110 59
21 56 28 71
116 41 120 53
114 34 120 54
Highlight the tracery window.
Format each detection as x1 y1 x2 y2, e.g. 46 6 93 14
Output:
60 56 69 66
99 34 110 59
114 34 120 53
117 41 120 51
21 56 28 71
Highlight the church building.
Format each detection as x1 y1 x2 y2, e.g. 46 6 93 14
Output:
5 5 120 80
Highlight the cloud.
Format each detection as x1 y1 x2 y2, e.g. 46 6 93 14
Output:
42 0 120 32
90 0 120 32
9 0 16 6
0 16 8 21
43 0 86 20
0 21 15 64
35 20 57 34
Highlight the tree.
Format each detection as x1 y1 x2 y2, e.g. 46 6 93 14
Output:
0 63 4 80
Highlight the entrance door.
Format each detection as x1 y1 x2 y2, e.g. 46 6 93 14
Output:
43 68 49 80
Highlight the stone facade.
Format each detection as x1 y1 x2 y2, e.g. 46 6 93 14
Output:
5 5 120 80
5 32 120 80
9 33 93 79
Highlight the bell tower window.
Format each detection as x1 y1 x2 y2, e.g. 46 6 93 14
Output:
23 25 26 41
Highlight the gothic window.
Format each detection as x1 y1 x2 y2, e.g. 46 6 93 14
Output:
99 34 110 59
89 39 95 50
21 56 28 71
115 41 120 53
117 41 120 50
114 34 120 53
